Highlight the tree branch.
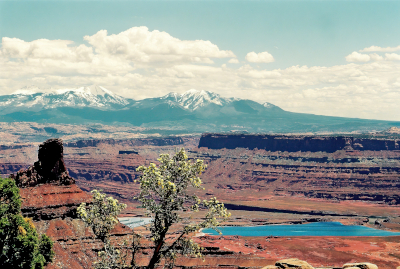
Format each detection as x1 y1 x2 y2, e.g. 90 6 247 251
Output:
161 230 186 257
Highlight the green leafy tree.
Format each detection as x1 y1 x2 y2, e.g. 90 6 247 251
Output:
136 148 230 269
77 190 128 269
0 176 54 269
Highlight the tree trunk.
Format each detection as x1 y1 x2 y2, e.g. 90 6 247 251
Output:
147 239 164 269
147 223 169 269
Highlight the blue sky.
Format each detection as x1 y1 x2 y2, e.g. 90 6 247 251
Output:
1 0 400 120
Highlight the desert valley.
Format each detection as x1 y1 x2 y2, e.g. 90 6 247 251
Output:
1 121 399 268
3 1 400 268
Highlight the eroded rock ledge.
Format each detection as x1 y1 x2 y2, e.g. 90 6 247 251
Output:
199 134 400 152
12 139 133 269
263 258 379 269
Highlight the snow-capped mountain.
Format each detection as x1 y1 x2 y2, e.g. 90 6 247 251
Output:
0 86 393 133
12 85 42 95
1 86 277 114
0 85 131 112
0 86 283 127
161 89 234 111
263 102 274 108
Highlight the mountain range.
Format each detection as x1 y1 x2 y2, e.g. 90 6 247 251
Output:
0 85 398 134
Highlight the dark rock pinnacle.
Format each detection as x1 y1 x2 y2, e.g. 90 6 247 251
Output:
12 138 75 187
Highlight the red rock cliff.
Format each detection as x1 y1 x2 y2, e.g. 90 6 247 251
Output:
13 139 133 269
199 134 400 152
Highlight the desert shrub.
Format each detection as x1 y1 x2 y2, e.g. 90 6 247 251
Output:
77 190 128 269
78 149 230 269
135 148 230 269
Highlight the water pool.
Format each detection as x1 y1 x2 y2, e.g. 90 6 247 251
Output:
202 222 400 237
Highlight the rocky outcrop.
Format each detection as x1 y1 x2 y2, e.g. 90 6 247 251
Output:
343 263 379 269
12 139 75 187
262 259 379 269
20 184 92 220
14 138 133 269
275 258 314 269
199 134 400 152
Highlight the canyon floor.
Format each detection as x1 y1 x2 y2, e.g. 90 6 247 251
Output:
1 133 400 268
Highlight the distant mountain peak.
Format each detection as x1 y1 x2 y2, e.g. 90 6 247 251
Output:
3 85 130 111
162 89 232 111
263 102 274 108
11 85 119 98
12 85 41 95
54 85 115 97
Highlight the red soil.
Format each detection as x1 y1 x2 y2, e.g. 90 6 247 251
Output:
193 235 400 269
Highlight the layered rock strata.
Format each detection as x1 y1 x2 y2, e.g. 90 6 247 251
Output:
65 136 184 148
13 139 133 268
2 138 399 268
191 148 400 205
199 134 400 152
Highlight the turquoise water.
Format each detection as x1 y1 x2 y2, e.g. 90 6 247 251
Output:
202 222 400 237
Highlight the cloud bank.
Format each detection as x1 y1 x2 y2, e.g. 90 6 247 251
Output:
345 50 398 63
84 27 235 64
1 27 400 121
360 45 400 52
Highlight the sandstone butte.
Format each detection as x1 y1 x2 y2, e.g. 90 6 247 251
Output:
11 138 134 269
9 138 385 269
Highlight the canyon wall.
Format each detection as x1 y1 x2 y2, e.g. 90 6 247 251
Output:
2 137 399 268
198 134 400 152
65 136 184 148
3 135 399 206
193 148 400 205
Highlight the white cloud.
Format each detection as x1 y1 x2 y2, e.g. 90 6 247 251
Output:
385 53 400 61
346 49 400 63
361 45 400 52
1 29 400 121
245 51 274 63
84 27 235 64
228 58 239 64
345 51 370 62
369 53 383 61
1 37 94 61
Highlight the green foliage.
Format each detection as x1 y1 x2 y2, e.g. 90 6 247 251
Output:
0 176 54 269
78 190 128 269
77 190 127 241
77 150 229 269
38 234 54 264
136 148 230 269
93 239 131 269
